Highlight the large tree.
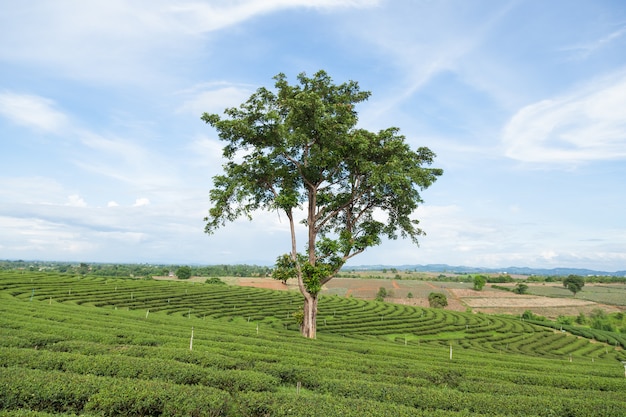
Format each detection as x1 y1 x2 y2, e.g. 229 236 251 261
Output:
563 274 585 296
202 71 442 338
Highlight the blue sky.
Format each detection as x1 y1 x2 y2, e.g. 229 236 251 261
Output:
1 0 625 271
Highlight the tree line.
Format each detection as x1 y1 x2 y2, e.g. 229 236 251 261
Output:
0 260 271 279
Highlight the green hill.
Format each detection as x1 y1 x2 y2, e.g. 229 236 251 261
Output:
1 271 625 416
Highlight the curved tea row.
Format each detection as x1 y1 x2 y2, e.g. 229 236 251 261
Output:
1 271 626 416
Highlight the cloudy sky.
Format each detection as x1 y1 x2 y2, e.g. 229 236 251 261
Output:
1 1 625 271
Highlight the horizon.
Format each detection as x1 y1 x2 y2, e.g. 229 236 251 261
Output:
4 258 625 275
1 1 625 271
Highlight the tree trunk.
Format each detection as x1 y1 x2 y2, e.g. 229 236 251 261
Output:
301 292 318 338
299 186 319 338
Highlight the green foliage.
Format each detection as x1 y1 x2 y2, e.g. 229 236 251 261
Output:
375 287 388 302
428 292 447 308
486 274 514 283
202 71 442 336
3 261 271 279
205 277 226 285
300 263 330 296
292 310 304 326
563 274 585 295
472 275 486 291
521 310 544 321
3 271 626 417
589 309 617 332
175 266 192 280
513 283 528 294
272 254 299 284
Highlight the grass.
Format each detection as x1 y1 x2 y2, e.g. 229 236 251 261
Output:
1 271 626 416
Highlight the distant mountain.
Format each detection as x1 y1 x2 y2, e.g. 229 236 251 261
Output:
345 264 626 277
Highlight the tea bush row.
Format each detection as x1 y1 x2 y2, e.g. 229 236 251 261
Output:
3 272 624 360
3 272 626 416
0 366 232 416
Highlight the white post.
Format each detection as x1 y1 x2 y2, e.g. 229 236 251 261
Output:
256 324 259 335
622 362 626 378
190 327 194 351
450 344 453 360
145 309 149 319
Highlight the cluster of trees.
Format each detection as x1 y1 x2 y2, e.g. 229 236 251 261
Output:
559 310 626 333
0 261 271 279
528 274 626 283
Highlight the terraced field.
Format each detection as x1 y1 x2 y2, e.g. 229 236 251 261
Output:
1 271 626 416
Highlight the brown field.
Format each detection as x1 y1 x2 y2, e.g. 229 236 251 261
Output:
158 275 625 319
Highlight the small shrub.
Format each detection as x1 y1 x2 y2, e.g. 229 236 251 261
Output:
512 283 528 294
375 287 387 302
428 292 447 308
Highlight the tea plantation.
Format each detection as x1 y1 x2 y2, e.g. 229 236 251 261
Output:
1 271 625 416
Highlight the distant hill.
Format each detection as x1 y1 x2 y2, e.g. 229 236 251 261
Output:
345 264 626 277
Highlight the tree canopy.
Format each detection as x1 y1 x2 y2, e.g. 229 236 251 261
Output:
513 283 528 294
202 70 442 338
563 275 585 296
473 275 486 291
175 266 192 280
428 292 448 308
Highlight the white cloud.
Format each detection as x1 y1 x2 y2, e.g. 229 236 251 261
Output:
502 70 626 164
348 2 515 124
563 25 626 60
0 216 96 256
107 201 120 207
73 130 179 189
0 177 65 204
66 195 87 207
169 0 379 33
177 83 254 116
0 92 68 132
133 198 150 207
0 1 379 84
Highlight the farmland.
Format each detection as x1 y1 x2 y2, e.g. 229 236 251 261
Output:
1 270 626 416
232 276 626 319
